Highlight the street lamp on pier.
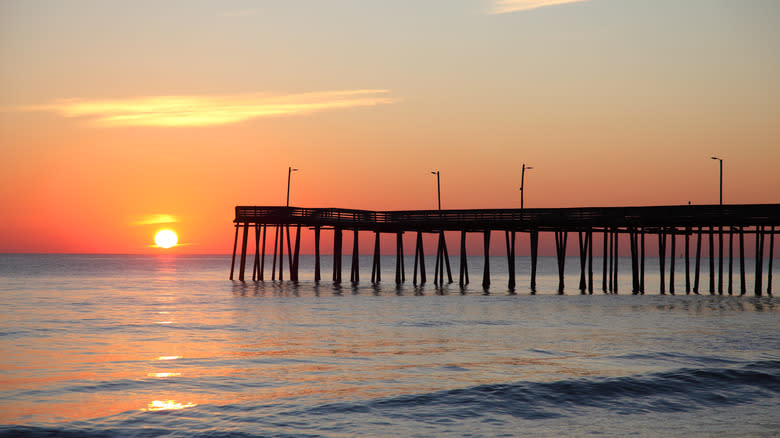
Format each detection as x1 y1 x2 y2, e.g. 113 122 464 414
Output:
431 171 441 210
710 157 722 205
520 164 533 210
286 166 299 207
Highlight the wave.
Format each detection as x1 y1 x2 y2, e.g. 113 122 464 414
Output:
4 361 777 437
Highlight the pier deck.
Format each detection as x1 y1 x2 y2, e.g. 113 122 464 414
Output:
230 204 779 295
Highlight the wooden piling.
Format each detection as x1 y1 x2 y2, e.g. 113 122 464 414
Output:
631 229 637 294
755 226 764 296
579 231 588 293
396 232 405 284
718 226 724 295
555 230 568 294
530 230 538 292
685 227 690 294
271 225 279 281
278 224 284 281
442 232 453 284
459 230 468 287
286 225 294 281
292 225 301 281
613 229 619 294
728 227 733 295
314 226 321 282
588 231 594 294
238 223 249 281
658 229 666 295
260 224 267 281
371 232 381 284
506 231 516 290
413 231 426 285
230 223 239 280
739 226 746 295
333 228 343 283
694 227 702 294
252 224 260 281
640 229 645 294
351 229 360 283
482 230 491 289
709 226 715 294
669 229 676 295
768 226 774 295
602 230 608 293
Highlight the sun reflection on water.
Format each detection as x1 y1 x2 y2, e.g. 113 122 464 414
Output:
142 400 196 411
147 372 181 378
156 356 181 361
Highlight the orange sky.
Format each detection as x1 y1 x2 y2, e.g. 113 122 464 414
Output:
1 0 778 254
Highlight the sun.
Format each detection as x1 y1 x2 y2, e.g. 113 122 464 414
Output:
154 230 178 249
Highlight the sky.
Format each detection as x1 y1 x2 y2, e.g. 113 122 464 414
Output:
1 0 779 254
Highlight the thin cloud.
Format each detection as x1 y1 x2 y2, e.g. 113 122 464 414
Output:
23 90 396 127
134 214 177 226
490 0 590 14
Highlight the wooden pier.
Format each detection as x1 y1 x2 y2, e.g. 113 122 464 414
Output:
230 204 779 295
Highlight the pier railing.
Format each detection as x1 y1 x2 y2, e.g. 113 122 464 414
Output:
231 203 778 295
236 204 780 231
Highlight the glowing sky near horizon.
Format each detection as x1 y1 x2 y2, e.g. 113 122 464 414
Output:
1 0 778 254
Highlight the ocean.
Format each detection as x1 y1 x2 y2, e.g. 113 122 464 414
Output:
0 254 778 437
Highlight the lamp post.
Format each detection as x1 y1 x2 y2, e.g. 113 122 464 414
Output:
710 157 722 205
286 166 299 207
431 171 441 210
520 164 533 210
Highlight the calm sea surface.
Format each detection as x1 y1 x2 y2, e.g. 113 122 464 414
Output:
1 254 778 437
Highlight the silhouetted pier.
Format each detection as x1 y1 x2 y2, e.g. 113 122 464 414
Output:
230 204 779 295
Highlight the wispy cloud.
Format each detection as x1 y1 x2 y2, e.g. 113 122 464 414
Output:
134 214 177 226
490 0 590 14
23 90 396 127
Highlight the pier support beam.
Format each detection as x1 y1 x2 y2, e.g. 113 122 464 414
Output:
768 226 774 296
755 226 764 296
459 231 469 287
506 231 516 290
629 229 638 294
555 231 567 294
602 230 608 293
259 225 267 281
239 222 249 281
314 226 321 282
658 229 666 295
396 232 405 285
588 231 594 294
271 225 279 281
694 227 702 294
579 231 588 294
230 224 239 280
669 229 676 295
351 229 360 283
371 232 381 284
709 226 715 294
640 229 645 294
333 228 343 283
291 225 301 281
413 231 426 285
530 230 539 293
718 226 724 294
728 227 733 295
739 226 746 295
685 227 690 294
482 230 491 289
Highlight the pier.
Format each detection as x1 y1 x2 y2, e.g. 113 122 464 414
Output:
230 204 779 295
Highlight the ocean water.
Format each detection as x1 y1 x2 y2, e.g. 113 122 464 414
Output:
0 254 778 437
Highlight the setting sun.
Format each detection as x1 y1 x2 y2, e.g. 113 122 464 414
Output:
154 230 178 249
